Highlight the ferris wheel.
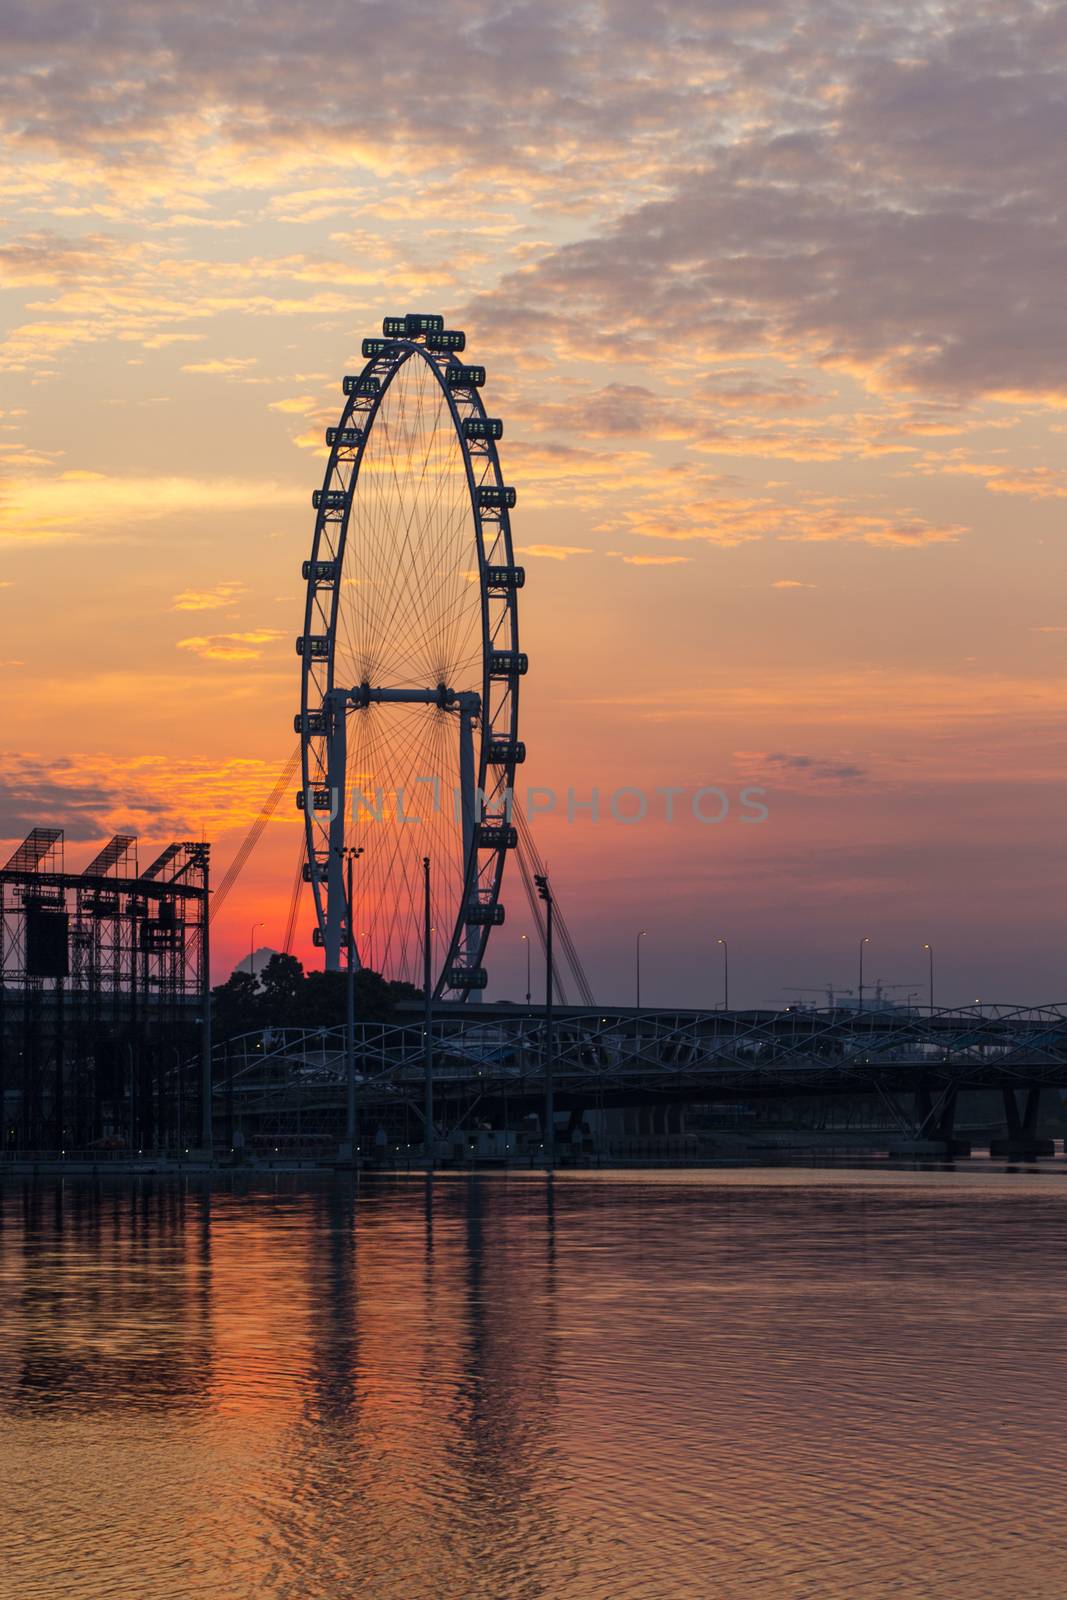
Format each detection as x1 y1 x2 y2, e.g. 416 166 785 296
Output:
295 314 525 997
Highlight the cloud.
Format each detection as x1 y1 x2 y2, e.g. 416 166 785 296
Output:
0 226 483 371
0 472 304 544
616 553 691 566
586 672 1067 775
171 582 247 611
504 440 669 506
727 753 869 801
753 752 867 785
983 467 1067 501
463 7 1067 408
518 384 696 441
602 484 965 549
0 750 295 841
269 394 318 415
2 2 1058 406
176 630 283 662
516 544 593 560
772 579 816 589
180 356 258 376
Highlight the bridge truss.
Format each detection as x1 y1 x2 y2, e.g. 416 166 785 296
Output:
213 1004 1067 1146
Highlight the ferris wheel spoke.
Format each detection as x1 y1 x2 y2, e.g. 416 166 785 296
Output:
366 366 444 662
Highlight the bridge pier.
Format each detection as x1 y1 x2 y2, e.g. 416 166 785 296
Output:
990 1087 1055 1159
607 1103 686 1156
889 1086 970 1157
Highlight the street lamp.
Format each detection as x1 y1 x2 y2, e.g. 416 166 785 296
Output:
858 936 870 1009
636 929 647 1008
534 873 554 1169
922 943 934 1013
717 937 729 1011
248 922 263 981
333 844 364 1161
423 855 433 1167
521 933 531 1006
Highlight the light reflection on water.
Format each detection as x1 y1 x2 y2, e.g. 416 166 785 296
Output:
2 1168 1067 1599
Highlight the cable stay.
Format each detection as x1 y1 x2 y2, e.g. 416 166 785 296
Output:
515 834 570 1005
210 743 301 925
512 793 595 1006
206 736 593 1010
283 830 305 955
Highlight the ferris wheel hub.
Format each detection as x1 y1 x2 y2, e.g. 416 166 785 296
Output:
338 683 481 714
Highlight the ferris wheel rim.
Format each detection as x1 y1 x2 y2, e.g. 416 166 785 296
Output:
296 328 523 998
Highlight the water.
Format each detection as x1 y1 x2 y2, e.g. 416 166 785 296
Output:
2 1168 1067 1599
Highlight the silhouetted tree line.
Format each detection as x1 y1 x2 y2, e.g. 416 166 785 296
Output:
211 952 421 1039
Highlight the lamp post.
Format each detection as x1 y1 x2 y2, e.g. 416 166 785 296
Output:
334 844 363 1161
717 937 729 1011
423 855 434 1167
535 873 554 1168
635 929 646 1009
858 936 870 1010
200 885 212 1153
521 933 531 1006
248 922 263 981
923 943 934 1013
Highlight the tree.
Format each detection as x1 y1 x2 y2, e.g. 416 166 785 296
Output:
211 969 259 1038
296 967 395 1025
210 956 423 1040
259 952 304 1017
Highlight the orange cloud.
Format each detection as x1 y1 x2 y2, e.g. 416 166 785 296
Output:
517 544 593 560
171 582 247 611
180 356 258 376
617 554 690 566
0 472 304 543
177 630 283 661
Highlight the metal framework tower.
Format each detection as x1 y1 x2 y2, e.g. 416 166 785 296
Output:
0 829 210 1151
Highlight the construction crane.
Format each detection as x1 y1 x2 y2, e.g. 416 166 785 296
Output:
782 985 853 1009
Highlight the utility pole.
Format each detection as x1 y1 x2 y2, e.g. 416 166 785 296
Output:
535 872 554 1169
199 850 213 1154
423 855 434 1167
335 844 363 1163
923 943 934 1013
858 936 870 1010
717 936 729 1010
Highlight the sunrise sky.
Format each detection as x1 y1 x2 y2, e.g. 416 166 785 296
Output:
1 0 1065 1006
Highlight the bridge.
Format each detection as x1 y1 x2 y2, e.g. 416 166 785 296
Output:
217 1002 1067 1158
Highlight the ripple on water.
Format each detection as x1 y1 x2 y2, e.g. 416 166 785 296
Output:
2 1169 1067 1598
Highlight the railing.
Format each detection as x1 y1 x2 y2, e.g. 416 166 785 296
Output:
0 1146 195 1165
205 1004 1067 1112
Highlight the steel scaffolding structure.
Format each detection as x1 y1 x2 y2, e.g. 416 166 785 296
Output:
0 829 210 1151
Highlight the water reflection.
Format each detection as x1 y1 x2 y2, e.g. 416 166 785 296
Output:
4 1179 214 1417
2 1169 1067 1598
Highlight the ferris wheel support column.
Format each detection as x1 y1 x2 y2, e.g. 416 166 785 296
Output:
459 699 478 961
324 693 348 972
